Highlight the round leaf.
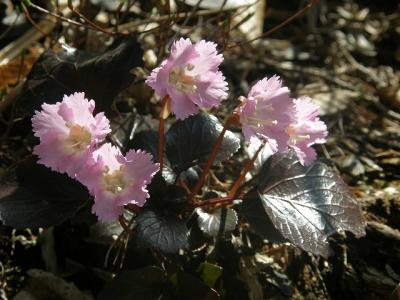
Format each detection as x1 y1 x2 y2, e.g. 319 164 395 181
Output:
136 210 189 253
196 208 238 237
165 113 240 174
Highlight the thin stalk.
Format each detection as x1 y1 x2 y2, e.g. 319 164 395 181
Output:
118 215 134 234
190 113 238 199
227 0 319 49
158 96 170 171
195 196 234 207
228 139 265 198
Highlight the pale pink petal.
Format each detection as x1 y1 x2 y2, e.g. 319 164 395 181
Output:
168 88 199 120
292 144 317 166
33 136 93 177
249 75 283 98
75 152 104 194
79 144 159 221
92 112 111 141
170 38 197 65
189 71 228 108
239 76 295 151
287 97 328 165
92 143 123 174
146 38 228 119
294 96 320 120
31 92 111 178
242 123 256 142
145 60 168 97
117 184 150 207
124 149 160 182
32 104 68 137
59 93 94 127
92 192 124 222
192 40 223 73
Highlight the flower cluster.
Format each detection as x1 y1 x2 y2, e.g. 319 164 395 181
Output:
32 38 327 222
146 38 228 120
32 93 159 221
238 76 328 165
146 39 327 165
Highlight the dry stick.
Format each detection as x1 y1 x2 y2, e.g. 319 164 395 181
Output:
21 4 52 40
117 3 254 33
226 0 319 50
189 113 239 200
28 2 88 28
67 0 117 36
228 140 265 198
158 96 170 171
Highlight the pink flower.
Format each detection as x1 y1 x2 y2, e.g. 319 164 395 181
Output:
239 76 295 151
31 92 111 177
77 143 159 221
286 97 328 165
146 38 228 120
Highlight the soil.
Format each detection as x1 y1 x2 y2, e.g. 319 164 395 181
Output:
0 0 400 299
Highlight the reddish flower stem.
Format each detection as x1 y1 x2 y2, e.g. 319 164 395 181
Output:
118 215 134 234
194 140 265 207
158 96 170 171
228 139 266 198
195 196 235 207
189 113 238 199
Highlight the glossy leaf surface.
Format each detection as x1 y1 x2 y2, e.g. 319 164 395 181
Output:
256 151 366 257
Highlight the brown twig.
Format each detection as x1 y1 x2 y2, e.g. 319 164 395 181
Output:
28 2 85 27
227 0 320 49
21 3 52 40
67 0 117 36
117 3 254 34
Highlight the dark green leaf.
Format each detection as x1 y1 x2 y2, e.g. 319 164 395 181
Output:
197 262 223 288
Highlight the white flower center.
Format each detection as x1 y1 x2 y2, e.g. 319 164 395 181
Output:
247 116 277 127
247 99 277 129
168 64 199 94
102 168 128 194
64 124 92 152
286 125 310 145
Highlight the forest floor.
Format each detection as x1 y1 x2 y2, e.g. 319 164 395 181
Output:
0 0 400 299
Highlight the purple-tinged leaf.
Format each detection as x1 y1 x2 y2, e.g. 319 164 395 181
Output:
0 157 89 228
165 113 240 174
256 151 366 257
17 37 143 116
136 210 189 253
239 188 287 243
129 130 175 184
